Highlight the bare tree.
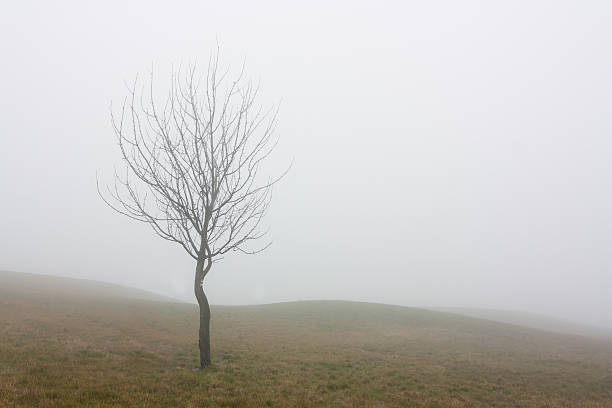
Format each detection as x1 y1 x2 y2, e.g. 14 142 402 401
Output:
98 54 286 369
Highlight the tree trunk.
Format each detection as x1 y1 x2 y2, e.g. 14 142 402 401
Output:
194 261 211 369
197 289 211 368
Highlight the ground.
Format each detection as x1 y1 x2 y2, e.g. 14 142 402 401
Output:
1 271 611 407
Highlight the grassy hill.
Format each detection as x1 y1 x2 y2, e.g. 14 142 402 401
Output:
1 271 611 407
431 307 612 339
0 270 178 303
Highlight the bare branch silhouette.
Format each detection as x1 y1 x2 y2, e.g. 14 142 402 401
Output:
98 52 288 368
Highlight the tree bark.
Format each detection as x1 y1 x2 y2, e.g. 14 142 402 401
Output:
197 288 211 368
194 260 211 368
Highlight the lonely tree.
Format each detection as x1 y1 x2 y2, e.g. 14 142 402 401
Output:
99 56 285 369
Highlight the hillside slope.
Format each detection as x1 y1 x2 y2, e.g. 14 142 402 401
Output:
0 270 179 303
1 272 611 407
431 307 612 339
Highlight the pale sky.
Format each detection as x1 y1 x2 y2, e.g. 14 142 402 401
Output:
1 1 611 328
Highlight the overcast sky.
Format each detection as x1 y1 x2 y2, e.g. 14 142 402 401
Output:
1 1 611 328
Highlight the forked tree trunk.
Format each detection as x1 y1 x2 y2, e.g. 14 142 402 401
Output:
194 260 211 369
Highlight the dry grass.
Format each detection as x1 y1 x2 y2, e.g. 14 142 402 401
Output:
1 274 611 407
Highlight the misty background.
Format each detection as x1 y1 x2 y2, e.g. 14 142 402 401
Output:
1 1 610 329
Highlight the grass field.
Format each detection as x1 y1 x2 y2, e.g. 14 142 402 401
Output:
1 271 611 407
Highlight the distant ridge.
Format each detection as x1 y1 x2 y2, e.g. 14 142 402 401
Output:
0 270 183 303
2 270 609 340
430 307 612 339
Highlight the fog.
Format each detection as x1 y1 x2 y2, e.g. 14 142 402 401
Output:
1 1 610 329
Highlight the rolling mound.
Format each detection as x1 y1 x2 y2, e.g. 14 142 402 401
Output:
1 271 611 407
0 270 179 303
